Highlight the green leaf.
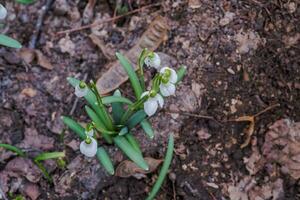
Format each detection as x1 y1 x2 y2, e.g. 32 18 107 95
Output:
125 133 142 155
34 160 52 183
0 143 25 157
126 110 147 130
0 34 22 48
61 116 86 140
34 152 65 162
85 106 113 144
116 52 143 99
112 90 125 124
102 95 133 105
67 77 110 130
15 0 36 4
96 147 115 175
140 119 154 139
146 134 174 200
118 126 128 136
113 136 148 170
176 65 187 84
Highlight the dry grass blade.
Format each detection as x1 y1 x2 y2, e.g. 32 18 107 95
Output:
96 15 169 95
234 116 255 148
115 157 163 178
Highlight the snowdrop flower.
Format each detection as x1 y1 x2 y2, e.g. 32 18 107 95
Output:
75 81 88 98
141 91 164 116
80 136 97 157
0 4 7 20
144 52 161 70
159 67 178 97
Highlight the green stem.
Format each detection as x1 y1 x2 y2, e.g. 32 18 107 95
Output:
120 95 148 124
146 134 174 200
89 82 114 131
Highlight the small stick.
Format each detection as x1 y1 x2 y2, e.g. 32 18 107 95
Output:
69 73 88 115
29 0 54 48
254 103 280 117
56 3 161 35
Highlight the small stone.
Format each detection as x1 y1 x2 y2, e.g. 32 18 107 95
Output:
227 68 235 75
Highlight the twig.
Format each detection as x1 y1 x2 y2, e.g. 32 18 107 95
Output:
29 0 55 48
56 3 161 35
69 73 88 115
165 110 223 126
254 103 280 117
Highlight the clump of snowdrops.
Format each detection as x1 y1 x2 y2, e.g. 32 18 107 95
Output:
62 49 186 199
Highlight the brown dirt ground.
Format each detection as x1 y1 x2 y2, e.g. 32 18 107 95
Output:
0 0 300 200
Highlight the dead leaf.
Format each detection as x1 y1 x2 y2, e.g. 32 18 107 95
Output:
96 15 169 95
233 116 255 148
58 36 75 56
89 34 115 60
19 48 35 64
188 0 201 9
115 157 163 178
83 0 96 23
197 128 211 140
282 33 300 48
22 183 40 200
262 119 300 179
235 29 261 54
21 88 37 97
35 50 53 70
219 12 235 26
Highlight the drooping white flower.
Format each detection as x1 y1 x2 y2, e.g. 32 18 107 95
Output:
75 81 88 98
159 67 178 97
85 129 94 137
0 4 7 20
141 91 164 116
144 52 161 70
80 137 97 157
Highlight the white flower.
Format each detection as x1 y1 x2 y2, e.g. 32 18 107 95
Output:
144 52 161 69
141 91 164 116
75 81 88 97
159 67 178 97
0 4 7 20
80 137 97 157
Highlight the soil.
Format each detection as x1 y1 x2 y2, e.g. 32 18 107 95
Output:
0 0 300 200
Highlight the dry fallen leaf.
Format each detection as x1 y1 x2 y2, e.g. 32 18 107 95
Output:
36 50 53 70
96 15 169 95
89 33 115 60
233 116 255 148
21 88 37 98
83 0 96 23
58 36 76 56
235 29 261 54
262 119 300 179
115 157 163 178
19 48 35 64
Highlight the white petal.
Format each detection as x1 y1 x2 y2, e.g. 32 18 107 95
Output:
141 91 149 98
80 137 98 157
159 67 168 74
0 4 7 20
144 98 158 116
85 129 94 137
154 94 164 108
75 85 88 97
151 53 161 69
144 57 151 67
169 68 178 84
160 83 176 97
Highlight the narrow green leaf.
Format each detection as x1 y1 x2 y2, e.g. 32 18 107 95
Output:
126 110 147 130
34 152 65 162
0 143 25 157
116 52 143 99
112 90 125 124
0 34 22 48
176 65 187 84
96 147 115 175
61 116 86 140
113 136 148 170
146 134 174 200
125 133 142 155
140 119 154 139
67 77 109 129
102 96 133 105
34 160 52 183
85 106 113 144
15 0 36 4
